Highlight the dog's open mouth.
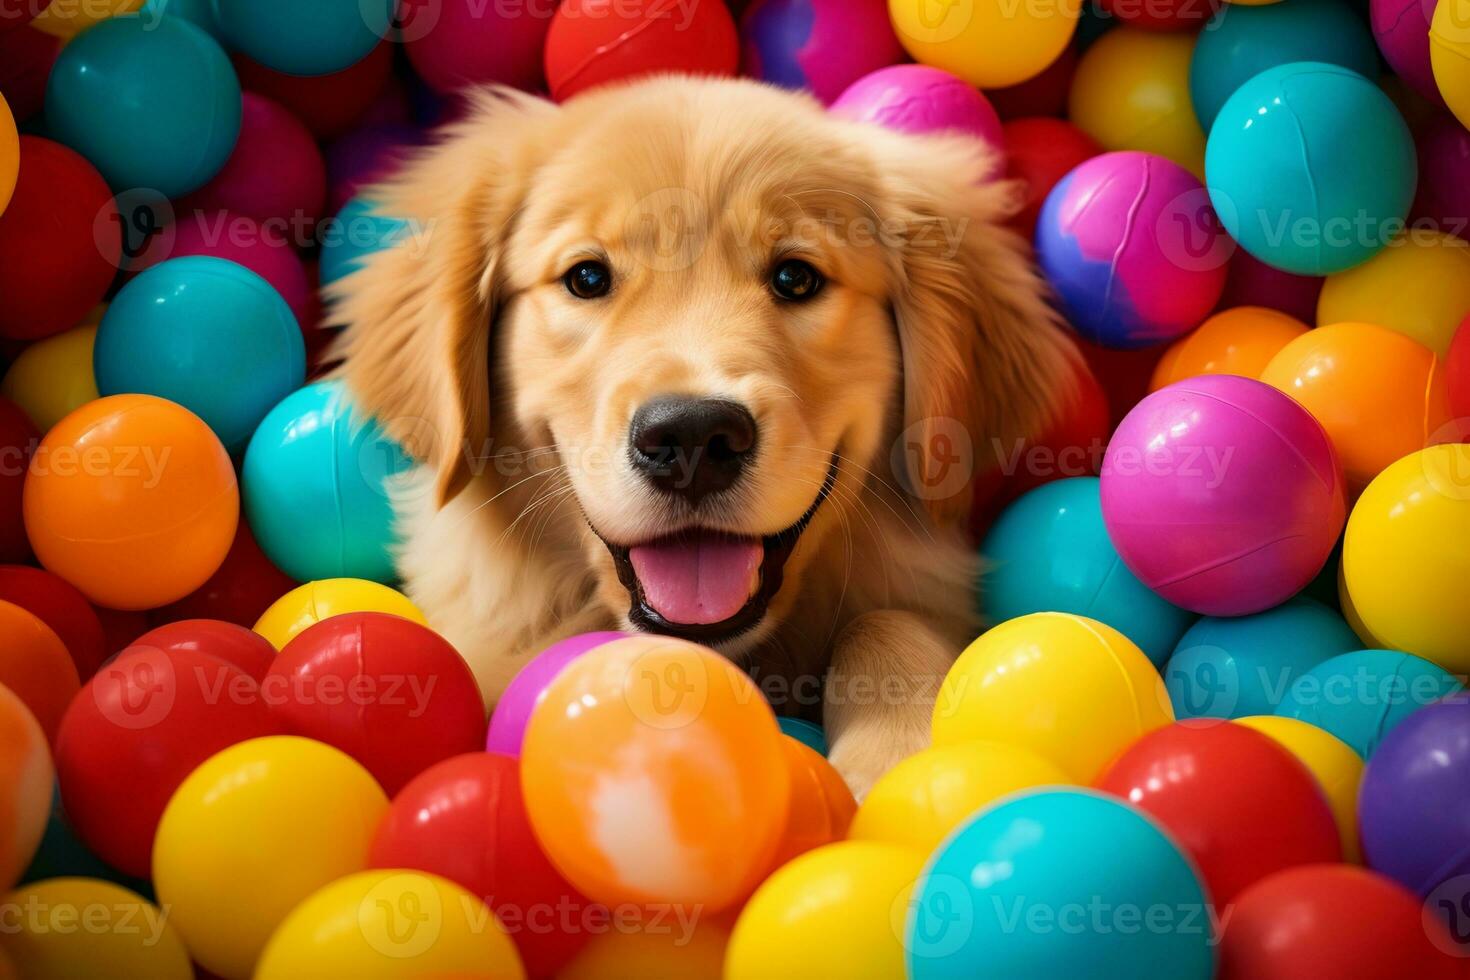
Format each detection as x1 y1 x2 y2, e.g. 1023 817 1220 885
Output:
598 458 838 645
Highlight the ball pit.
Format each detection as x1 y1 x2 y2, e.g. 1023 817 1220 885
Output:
232 43 394 141
131 618 277 680
887 0 1081 89
324 123 422 215
0 878 190 980
1413 113 1470 231
741 0 903 105
0 565 106 681
317 195 412 286
0 683 52 891
1001 117 1099 237
1234 715 1365 861
0 91 14 214
485 631 626 758
0 0 50 31
0 399 34 564
831 64 1003 147
30 0 140 39
560 921 731 980
1218 249 1325 323
213 0 392 78
777 716 827 755
545 0 739 102
162 214 315 330
401 0 550 93
0 322 99 433
1451 315 1470 419
1150 305 1309 391
770 737 856 866
986 44 1078 119
1373 0 1447 106
153 520 297 629
253 578 427 650
0 599 80 742
1431 0 1470 130
1316 232 1470 356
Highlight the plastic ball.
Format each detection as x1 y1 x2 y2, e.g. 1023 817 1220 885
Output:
253 578 427 650
0 399 34 564
1190 0 1381 130
1205 62 1417 276
131 618 277 680
1276 649 1463 759
1002 117 1099 238
1037 151 1229 349
1373 0 1446 105
769 736 855 866
97 256 304 452
0 565 106 681
1100 375 1345 615
0 24 59 123
213 0 392 77
983 477 1194 665
850 740 1070 852
831 64 1003 147
369 752 590 977
1359 695 1470 897
142 0 219 36
152 736 387 978
932 612 1174 781
1341 446 1470 675
1150 305 1309 391
909 788 1215 979
544 0 739 102
1164 597 1361 720
266 612 484 794
1069 28 1206 178
0 137 119 341
153 520 297 629
30 0 139 38
45 16 241 198
521 636 789 911
1218 248 1324 323
0 0 51 31
0 683 53 890
232 43 393 141
163 212 314 329
1413 113 1470 230
1100 0 1220 29
399 0 549 93
0 322 98 433
485 631 626 758
887 0 1081 89
1431 0 1470 130
726 840 925 980
0 600 80 743
20 787 149 890
1452 315 1470 420
558 920 731 980
23 394 239 610
0 92 14 215
740 0 902 105
778 716 827 755
242 380 413 584
986 44 1078 119
318 195 413 286
0 879 190 980
1262 321 1450 492
56 643 281 878
1316 232 1470 356
1234 715 1365 861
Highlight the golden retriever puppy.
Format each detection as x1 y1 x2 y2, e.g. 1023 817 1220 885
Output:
331 76 1075 795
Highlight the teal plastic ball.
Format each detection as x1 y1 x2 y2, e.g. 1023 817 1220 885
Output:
96 256 304 454
242 380 414 584
1205 62 1416 276
213 0 394 77
319 196 412 286
982 477 1193 666
909 789 1215 980
1164 597 1362 720
777 717 827 756
45 16 241 197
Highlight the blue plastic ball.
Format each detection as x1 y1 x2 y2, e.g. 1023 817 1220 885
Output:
982 477 1194 666
242 380 414 584
319 196 412 286
1205 62 1417 276
96 256 304 453
1164 597 1362 720
45 16 241 197
213 0 393 77
777 717 828 756
1188 0 1380 131
1275 649 1463 759
909 789 1215 980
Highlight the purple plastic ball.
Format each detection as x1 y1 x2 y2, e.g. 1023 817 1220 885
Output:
740 0 903 105
1413 114 1470 231
1100 375 1346 616
485 631 627 757
1371 0 1445 107
830 64 1004 149
1360 695 1470 896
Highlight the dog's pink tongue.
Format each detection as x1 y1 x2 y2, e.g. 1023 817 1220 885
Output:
629 536 763 626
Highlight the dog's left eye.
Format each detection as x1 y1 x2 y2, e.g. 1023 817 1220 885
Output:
770 259 823 302
564 260 612 299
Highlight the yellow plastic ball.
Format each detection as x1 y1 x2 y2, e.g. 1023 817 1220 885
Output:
253 578 428 650
558 919 731 980
1234 716 1365 862
1342 445 1470 675
0 324 99 434
31 0 144 39
888 0 1081 89
1317 232 1470 356
254 871 524 980
1431 0 1470 130
0 878 192 980
933 613 1175 781
725 840 927 980
1068 28 1205 179
0 92 17 217
152 736 389 979
1337 559 1382 649
849 740 1071 853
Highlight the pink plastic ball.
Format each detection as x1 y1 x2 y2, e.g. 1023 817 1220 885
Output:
1412 113 1470 230
162 212 313 330
831 64 1004 150
401 0 553 94
1371 0 1444 107
1100 375 1346 616
485 631 626 758
740 0 903 105
1218 249 1323 325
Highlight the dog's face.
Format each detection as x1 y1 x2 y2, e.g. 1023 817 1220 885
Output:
336 79 1070 654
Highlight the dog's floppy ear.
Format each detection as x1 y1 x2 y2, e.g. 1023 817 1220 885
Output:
867 129 1079 526
328 90 555 506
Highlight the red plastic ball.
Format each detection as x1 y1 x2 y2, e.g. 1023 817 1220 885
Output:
233 43 393 141
1075 334 1170 428
0 397 37 564
0 137 119 341
1219 865 1464 980
545 0 739 102
55 643 281 877
0 26 59 121
152 520 297 630
1003 116 1101 238
369 752 592 977
131 619 277 682
265 613 486 794
1098 0 1220 31
1096 721 1341 904
986 45 1079 120
0 565 107 680
1448 314 1470 423
0 0 50 31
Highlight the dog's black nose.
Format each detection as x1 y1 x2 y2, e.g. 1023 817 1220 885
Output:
629 397 757 505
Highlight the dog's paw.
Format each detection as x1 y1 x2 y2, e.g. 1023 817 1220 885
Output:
827 726 924 802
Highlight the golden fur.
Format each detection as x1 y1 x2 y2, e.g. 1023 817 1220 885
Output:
329 76 1076 794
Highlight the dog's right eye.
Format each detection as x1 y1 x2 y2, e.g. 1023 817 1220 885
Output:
564 260 612 299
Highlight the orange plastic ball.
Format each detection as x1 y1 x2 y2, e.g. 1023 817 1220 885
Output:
768 736 856 868
0 682 54 892
23 394 238 610
0 600 79 743
520 636 789 912
1151 306 1310 391
1260 322 1452 492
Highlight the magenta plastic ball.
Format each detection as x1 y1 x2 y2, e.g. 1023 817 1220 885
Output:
740 0 904 105
1217 249 1323 324
1100 375 1346 616
402 0 552 93
1412 114 1470 230
164 213 312 330
325 123 423 215
485 631 626 757
1370 0 1444 106
830 64 1004 149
